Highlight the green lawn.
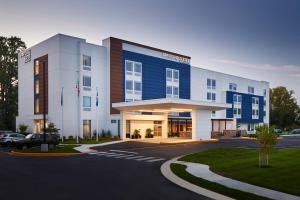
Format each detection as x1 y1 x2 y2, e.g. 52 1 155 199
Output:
61 137 120 144
179 147 300 196
171 163 271 200
14 145 80 153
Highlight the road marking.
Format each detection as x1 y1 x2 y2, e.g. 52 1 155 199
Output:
136 156 156 161
112 154 135 158
146 158 165 163
109 149 139 154
104 153 124 157
96 152 117 156
125 155 144 160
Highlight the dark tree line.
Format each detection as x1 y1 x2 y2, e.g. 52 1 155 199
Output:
0 36 26 131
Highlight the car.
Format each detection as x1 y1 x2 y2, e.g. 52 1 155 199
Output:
290 129 300 135
15 133 59 149
0 130 12 138
274 128 282 134
0 133 25 146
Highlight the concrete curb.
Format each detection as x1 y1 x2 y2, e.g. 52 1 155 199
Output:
160 139 219 145
9 151 83 157
74 140 125 153
160 157 234 200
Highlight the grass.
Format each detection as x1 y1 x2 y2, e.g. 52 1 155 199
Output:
171 163 271 200
60 137 120 144
14 145 80 153
179 147 300 196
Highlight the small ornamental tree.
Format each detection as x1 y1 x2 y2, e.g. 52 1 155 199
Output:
18 124 28 135
256 125 278 168
43 122 59 134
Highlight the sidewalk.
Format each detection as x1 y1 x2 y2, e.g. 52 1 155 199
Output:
168 158 300 200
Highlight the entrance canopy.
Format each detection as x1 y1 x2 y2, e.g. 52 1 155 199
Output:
112 98 231 113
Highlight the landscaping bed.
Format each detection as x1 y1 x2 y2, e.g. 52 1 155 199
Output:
13 145 80 153
179 147 300 196
60 137 120 144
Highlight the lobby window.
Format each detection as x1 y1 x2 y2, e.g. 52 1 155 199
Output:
35 98 40 113
229 83 237 91
125 60 133 75
207 92 216 101
233 94 242 104
134 62 142 76
83 55 91 66
35 60 39 75
166 86 172 98
35 80 39 94
83 96 91 111
234 108 241 118
248 86 254 94
134 81 142 94
207 78 216 90
126 80 133 93
83 120 91 139
83 76 91 90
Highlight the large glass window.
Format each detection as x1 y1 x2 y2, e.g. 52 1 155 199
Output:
83 55 91 66
83 96 91 108
207 78 216 89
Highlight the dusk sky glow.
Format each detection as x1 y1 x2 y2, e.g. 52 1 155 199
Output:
1 0 300 101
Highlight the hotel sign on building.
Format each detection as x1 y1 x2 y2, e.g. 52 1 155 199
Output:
161 52 190 64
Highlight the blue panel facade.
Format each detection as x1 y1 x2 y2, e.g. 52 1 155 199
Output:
226 91 264 123
122 50 191 100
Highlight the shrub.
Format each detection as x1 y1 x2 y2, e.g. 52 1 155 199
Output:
145 128 153 138
107 130 112 138
43 122 59 134
101 129 106 138
18 124 28 135
68 135 74 140
131 129 141 139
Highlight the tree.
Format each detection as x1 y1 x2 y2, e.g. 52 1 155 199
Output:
43 122 59 134
256 125 277 168
270 86 299 129
0 36 26 131
18 124 28 135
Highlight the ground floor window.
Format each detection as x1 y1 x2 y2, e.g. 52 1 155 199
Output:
83 120 91 139
153 121 162 137
247 123 255 131
168 119 192 138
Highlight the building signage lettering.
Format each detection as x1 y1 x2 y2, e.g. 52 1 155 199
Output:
162 52 190 64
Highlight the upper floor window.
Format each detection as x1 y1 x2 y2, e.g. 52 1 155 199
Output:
229 83 237 91
35 98 39 113
166 86 179 98
207 79 216 90
166 68 179 82
211 110 216 117
134 81 142 94
263 89 267 97
173 86 179 98
166 68 172 81
83 55 91 66
166 86 172 98
125 60 133 75
248 86 254 94
83 96 91 110
233 94 242 104
234 108 241 118
35 60 39 75
83 76 91 90
173 70 179 82
252 97 259 105
126 60 142 76
126 80 133 93
252 109 259 119
207 92 216 101
134 62 142 76
35 80 39 94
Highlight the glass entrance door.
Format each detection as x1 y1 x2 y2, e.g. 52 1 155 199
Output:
153 121 162 137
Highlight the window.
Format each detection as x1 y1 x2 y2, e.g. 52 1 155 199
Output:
111 120 117 124
35 98 39 113
207 92 216 101
35 60 39 75
83 96 91 108
173 70 179 82
166 86 172 97
234 108 241 118
126 80 133 92
233 94 242 104
252 108 259 119
35 80 39 94
134 62 142 76
248 86 254 94
125 99 133 102
83 55 91 66
248 123 255 131
125 60 133 74
229 83 237 91
134 81 141 94
252 97 259 105
207 79 216 89
166 68 173 81
173 86 179 97
83 120 91 138
212 111 216 117
263 89 267 97
83 76 91 87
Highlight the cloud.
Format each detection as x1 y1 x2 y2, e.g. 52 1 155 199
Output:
214 59 300 76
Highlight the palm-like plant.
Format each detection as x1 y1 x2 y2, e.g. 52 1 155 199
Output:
256 125 278 167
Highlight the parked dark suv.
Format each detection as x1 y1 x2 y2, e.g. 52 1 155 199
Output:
15 133 59 149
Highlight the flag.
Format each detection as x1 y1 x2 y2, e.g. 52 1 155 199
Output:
96 89 99 107
76 82 80 97
60 87 64 106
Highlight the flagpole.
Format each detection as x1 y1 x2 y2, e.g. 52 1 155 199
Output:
96 87 99 142
61 87 64 142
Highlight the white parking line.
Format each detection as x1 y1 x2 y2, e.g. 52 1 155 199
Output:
146 158 165 163
112 154 135 158
136 156 155 161
96 152 117 156
109 149 139 154
104 153 124 157
125 155 144 160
